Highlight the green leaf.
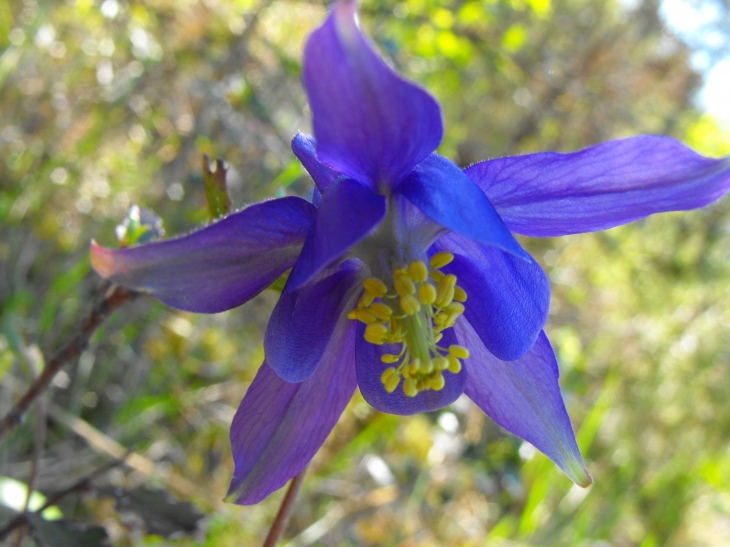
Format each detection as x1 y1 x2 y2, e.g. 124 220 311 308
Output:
202 154 232 220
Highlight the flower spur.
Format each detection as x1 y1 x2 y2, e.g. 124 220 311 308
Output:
91 1 730 504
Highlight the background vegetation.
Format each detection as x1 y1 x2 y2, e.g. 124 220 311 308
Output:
1 0 730 545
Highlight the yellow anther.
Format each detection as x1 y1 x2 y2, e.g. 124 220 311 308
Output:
384 373 401 393
363 277 388 297
445 302 465 315
358 292 375 308
347 309 379 324
366 323 388 337
418 283 436 305
404 378 417 397
435 284 455 308
369 302 393 320
449 345 470 359
430 251 455 269
419 358 434 374
447 355 462 373
409 260 428 283
364 332 385 345
400 294 421 315
351 256 468 399
453 286 467 302
431 373 445 391
381 367 396 383
394 276 415 296
364 324 387 345
443 313 460 329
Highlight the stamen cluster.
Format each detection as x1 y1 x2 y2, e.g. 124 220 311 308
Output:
348 251 470 398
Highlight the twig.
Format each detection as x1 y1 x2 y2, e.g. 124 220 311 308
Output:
14 346 47 547
0 452 132 541
47 401 200 498
262 466 309 547
0 284 138 442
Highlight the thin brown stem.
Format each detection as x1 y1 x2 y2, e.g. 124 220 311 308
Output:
0 285 138 442
0 452 131 541
262 466 308 547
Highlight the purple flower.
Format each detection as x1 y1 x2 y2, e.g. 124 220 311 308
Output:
91 1 730 504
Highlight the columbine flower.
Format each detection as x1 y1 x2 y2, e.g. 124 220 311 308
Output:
91 1 730 504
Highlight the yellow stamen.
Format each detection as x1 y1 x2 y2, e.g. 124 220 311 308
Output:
347 309 378 324
369 302 393 320
350 258 469 399
384 372 401 393
400 294 421 315
363 277 388 297
418 283 436 305
381 367 396 383
404 378 417 397
430 251 454 269
449 345 470 359
434 356 448 371
358 292 375 308
431 373 445 391
447 355 462 373
409 260 428 283
394 275 415 296
454 286 467 302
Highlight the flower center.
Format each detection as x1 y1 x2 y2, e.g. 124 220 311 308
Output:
348 251 470 398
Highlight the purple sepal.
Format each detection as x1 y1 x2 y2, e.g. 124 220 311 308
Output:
227 319 358 505
397 154 530 261
468 135 730 237
457 322 592 487
265 260 363 383
287 177 386 291
91 197 315 313
355 324 466 415
292 132 342 192
436 233 550 361
303 1 443 186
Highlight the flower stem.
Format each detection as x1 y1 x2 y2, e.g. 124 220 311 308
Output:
262 465 308 547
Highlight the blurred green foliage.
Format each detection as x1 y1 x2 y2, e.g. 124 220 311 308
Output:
1 0 730 545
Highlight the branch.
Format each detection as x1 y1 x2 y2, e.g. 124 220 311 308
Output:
262 466 308 547
0 452 131 541
0 284 138 441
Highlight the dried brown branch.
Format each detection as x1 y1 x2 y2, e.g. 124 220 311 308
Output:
0 452 131 541
262 466 309 547
0 284 138 442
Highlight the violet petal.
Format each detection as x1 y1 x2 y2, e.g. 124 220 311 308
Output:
436 233 550 361
467 136 730 237
287 177 386 291
265 259 363 383
303 1 443 186
292 132 342 192
228 319 358 505
398 154 530 260
91 197 315 312
457 322 592 487
356 324 466 415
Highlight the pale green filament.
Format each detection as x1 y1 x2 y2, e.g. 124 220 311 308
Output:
347 253 470 398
